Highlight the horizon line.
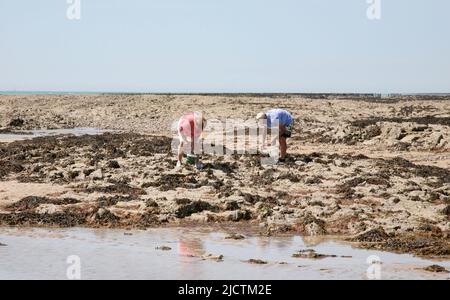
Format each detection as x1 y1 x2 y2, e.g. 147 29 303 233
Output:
1 91 450 97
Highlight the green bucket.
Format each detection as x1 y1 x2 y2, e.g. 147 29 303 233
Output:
186 155 197 165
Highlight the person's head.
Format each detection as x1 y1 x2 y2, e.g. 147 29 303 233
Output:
256 112 267 122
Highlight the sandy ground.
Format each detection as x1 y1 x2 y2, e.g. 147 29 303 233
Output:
0 94 449 257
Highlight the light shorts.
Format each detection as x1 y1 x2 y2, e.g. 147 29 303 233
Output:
282 121 294 138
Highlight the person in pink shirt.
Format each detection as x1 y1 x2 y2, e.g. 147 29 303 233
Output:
177 112 207 169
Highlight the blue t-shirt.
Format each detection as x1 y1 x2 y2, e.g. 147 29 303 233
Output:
266 109 293 128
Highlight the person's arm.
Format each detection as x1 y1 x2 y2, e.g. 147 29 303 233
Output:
279 124 286 138
269 124 285 146
259 122 268 150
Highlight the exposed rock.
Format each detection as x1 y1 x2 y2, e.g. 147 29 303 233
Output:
352 227 389 242
225 233 246 240
91 169 103 180
296 213 327 236
228 210 252 222
423 265 449 273
202 254 224 262
247 259 267 264
156 245 172 251
442 205 450 217
94 208 119 225
292 249 337 259
305 222 327 236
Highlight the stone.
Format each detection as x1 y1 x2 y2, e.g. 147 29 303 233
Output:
91 169 103 180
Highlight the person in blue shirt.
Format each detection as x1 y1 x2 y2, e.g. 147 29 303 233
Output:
256 109 294 163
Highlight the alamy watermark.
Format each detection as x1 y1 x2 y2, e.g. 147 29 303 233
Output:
66 0 81 21
64 1 382 22
171 117 281 165
366 255 382 280
367 0 381 20
66 255 81 280
64 1 380 22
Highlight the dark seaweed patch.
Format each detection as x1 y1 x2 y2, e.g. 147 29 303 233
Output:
352 228 390 242
85 183 146 196
7 196 80 211
96 195 134 207
175 201 219 218
0 133 172 180
352 116 450 128
143 174 208 191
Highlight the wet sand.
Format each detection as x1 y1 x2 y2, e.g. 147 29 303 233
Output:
0 94 449 259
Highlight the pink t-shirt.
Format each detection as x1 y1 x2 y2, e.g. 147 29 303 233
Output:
178 112 202 139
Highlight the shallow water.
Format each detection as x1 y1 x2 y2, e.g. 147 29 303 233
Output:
0 227 448 280
0 128 112 143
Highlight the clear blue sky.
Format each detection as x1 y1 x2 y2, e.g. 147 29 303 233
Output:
1 0 449 93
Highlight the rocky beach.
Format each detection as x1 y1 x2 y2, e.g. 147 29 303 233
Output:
1 94 449 258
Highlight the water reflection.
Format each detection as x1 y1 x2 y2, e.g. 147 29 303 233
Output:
178 237 205 258
0 128 113 142
0 227 449 280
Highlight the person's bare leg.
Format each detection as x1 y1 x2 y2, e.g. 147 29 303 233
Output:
278 125 287 160
279 136 287 160
190 138 195 155
193 137 204 169
178 141 184 164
